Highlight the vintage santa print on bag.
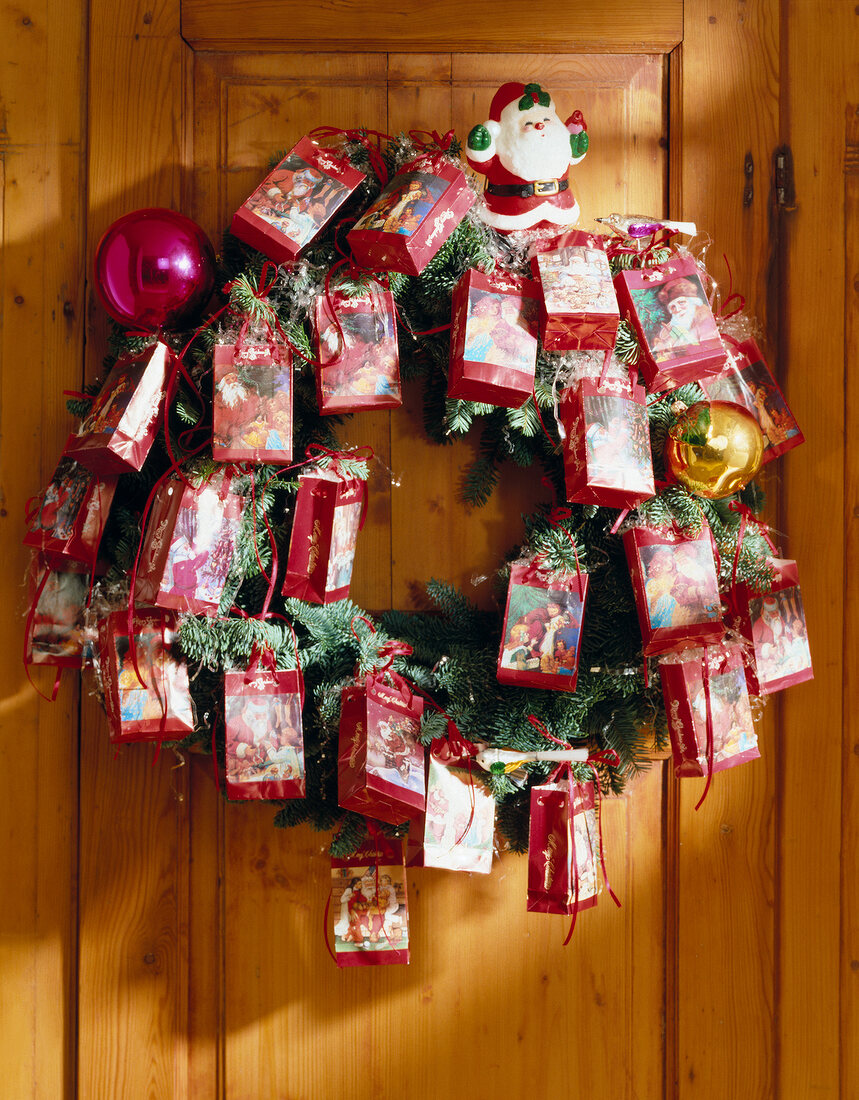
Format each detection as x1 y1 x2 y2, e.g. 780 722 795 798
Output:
624 526 725 655
231 137 365 262
331 838 409 967
701 338 804 464
337 677 425 825
615 257 727 391
421 756 495 874
497 562 587 691
212 343 293 462
660 647 759 777
224 668 305 800
747 585 812 693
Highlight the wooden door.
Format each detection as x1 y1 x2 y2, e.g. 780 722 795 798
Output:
3 1 857 1098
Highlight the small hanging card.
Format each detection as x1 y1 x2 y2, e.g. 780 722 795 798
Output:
25 561 91 668
212 341 293 463
281 468 366 605
529 230 619 352
497 560 588 692
224 661 305 800
527 777 599 916
728 557 813 695
614 256 727 392
348 151 475 276
660 644 759 778
63 342 169 475
135 469 245 617
560 377 655 509
623 524 725 656
331 837 409 967
417 755 495 874
230 135 367 263
98 608 194 743
701 337 804 465
447 268 540 409
337 674 425 826
314 285 401 414
23 450 117 573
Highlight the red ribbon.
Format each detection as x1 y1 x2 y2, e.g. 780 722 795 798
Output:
695 646 716 811
407 129 456 153
714 254 746 321
309 126 392 186
728 500 777 589
22 564 63 702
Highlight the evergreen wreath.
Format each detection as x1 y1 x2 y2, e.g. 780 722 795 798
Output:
64 132 777 857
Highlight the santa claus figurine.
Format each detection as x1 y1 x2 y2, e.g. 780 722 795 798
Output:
466 81 588 233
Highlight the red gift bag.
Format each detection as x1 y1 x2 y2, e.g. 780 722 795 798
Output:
414 754 495 873
23 450 117 573
728 557 813 695
347 151 475 276
212 341 293 463
282 467 366 604
331 837 409 967
623 524 725 656
337 672 425 825
24 560 90 668
701 337 804 465
98 608 194 743
314 285 401 413
497 560 588 692
614 256 727 392
659 644 760 778
224 652 305 800
230 135 366 263
529 230 619 352
447 268 540 408
134 469 246 616
560 376 655 509
63 342 169 475
527 776 600 916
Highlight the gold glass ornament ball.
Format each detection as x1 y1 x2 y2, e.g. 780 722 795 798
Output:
664 400 764 499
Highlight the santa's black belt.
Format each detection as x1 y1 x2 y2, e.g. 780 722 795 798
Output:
486 179 569 198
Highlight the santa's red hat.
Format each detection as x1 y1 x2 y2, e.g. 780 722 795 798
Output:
488 82 553 123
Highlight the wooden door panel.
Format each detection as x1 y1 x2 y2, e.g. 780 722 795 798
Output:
189 49 669 1100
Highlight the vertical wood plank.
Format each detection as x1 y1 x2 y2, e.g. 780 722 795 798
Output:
843 88 859 1100
780 5 857 1098
77 2 198 1098
0 0 87 1096
674 2 780 1096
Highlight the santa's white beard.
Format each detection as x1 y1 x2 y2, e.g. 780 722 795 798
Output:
495 119 572 182
218 380 248 408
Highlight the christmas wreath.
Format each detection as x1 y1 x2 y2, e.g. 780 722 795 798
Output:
24 82 811 960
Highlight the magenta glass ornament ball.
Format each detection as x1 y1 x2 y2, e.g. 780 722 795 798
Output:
93 208 216 331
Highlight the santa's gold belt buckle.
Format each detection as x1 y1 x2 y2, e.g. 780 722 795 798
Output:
533 179 560 195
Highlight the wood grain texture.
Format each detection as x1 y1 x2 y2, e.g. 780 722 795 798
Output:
779 5 857 1098
77 2 198 1099
673 2 780 1097
0 0 86 1096
181 0 683 54
843 86 859 1100
193 50 670 1100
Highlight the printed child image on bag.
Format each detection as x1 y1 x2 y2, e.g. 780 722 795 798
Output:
331 837 409 967
212 344 293 463
748 587 812 690
639 541 720 631
421 756 495 874
225 689 304 794
352 171 448 237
